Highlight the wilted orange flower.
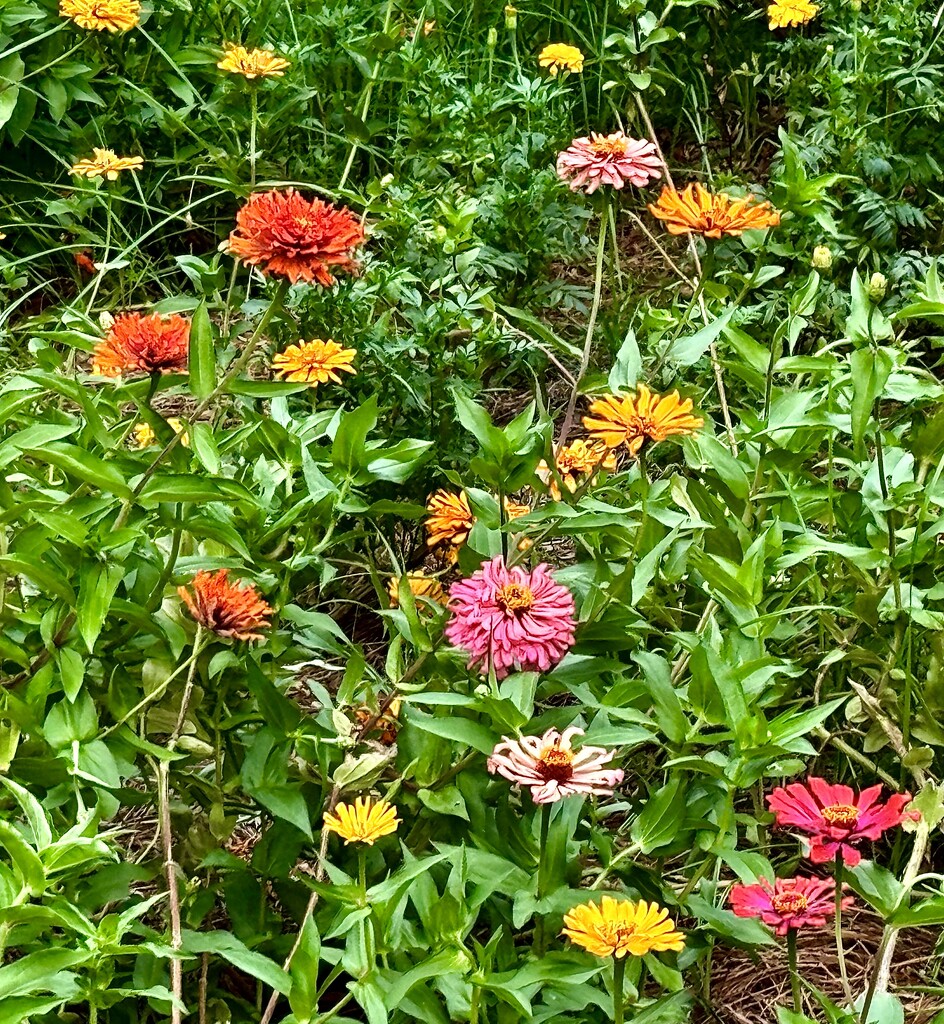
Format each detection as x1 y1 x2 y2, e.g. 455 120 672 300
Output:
92 312 190 377
323 796 400 845
562 896 685 958
387 572 447 608
217 44 290 79
768 0 818 28
648 183 780 238
425 489 475 549
272 339 356 385
537 439 617 499
71 148 144 181
60 0 139 31
539 43 584 75
133 417 189 449
178 569 273 642
225 189 365 286
583 385 703 456
354 698 402 745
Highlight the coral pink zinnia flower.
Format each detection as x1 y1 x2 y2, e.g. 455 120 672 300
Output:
225 189 365 286
488 726 623 803
445 555 576 679
730 876 853 935
92 312 190 377
556 132 663 194
767 777 915 866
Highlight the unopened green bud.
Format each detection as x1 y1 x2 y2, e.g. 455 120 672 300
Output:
850 0 861 10
504 4 518 29
811 245 832 270
433 224 448 244
868 271 888 302
487 26 498 48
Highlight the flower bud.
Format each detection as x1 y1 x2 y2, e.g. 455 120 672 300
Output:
433 224 448 244
487 26 498 48
811 245 832 270
868 272 888 302
850 0 861 10
504 4 518 29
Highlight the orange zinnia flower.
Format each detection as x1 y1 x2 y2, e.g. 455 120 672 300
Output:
271 339 356 385
537 439 617 499
178 569 273 642
92 312 190 377
425 489 474 549
648 183 780 238
583 385 703 455
225 189 365 286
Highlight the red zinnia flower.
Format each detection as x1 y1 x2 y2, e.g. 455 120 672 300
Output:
767 777 915 866
730 876 852 935
225 188 365 286
92 312 190 377
178 569 273 642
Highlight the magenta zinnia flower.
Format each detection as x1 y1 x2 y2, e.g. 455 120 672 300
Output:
556 131 663 194
729 876 852 935
488 726 623 804
445 555 576 679
767 777 915 866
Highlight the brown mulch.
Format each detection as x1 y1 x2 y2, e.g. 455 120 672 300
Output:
700 906 943 1023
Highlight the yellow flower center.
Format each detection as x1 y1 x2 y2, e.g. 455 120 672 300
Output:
495 582 534 612
537 746 575 782
771 891 809 914
590 137 628 158
822 804 858 827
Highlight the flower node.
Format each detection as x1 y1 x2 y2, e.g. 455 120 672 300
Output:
495 582 534 613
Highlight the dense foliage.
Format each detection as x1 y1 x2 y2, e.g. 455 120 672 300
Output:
1 1 943 1023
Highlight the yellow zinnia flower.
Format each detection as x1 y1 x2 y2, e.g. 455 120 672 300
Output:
562 896 685 958
767 0 818 29
583 385 704 456
271 339 357 386
538 43 584 76
387 572 447 608
537 439 617 500
648 183 780 238
425 489 475 549
133 418 189 449
217 44 291 79
323 796 400 845
71 148 144 181
60 0 140 31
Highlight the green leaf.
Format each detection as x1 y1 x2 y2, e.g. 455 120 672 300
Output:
188 301 216 400
137 475 256 505
0 557 75 606
630 777 684 854
850 347 894 457
181 930 290 995
686 894 777 946
331 395 378 471
24 442 130 498
0 948 87 999
664 308 734 367
633 651 687 744
0 821 45 895
609 330 641 392
76 562 123 653
405 708 496 753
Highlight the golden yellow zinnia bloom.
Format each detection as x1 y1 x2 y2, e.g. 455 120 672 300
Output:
217 44 291 79
537 439 617 500
767 0 818 29
133 417 189 449
538 43 584 76
323 796 400 845
60 0 140 31
562 896 685 958
425 489 475 549
387 572 447 608
648 183 780 239
583 385 704 456
71 148 144 181
271 339 356 386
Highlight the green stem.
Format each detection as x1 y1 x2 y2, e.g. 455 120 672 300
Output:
469 983 481 1024
249 85 259 188
787 928 802 1013
613 955 626 1024
835 852 854 1007
534 803 552 956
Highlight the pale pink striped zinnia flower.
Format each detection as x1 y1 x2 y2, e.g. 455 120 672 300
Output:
488 726 623 803
556 131 663 194
445 555 576 679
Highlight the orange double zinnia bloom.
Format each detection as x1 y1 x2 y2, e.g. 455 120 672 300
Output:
648 183 780 238
583 385 703 456
92 312 190 377
178 569 273 642
425 490 475 549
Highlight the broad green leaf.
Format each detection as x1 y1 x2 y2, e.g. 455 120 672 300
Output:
331 394 378 471
181 930 290 995
0 821 45 894
188 301 216 400
76 562 123 653
849 347 894 456
0 557 75 606
630 777 684 853
24 442 130 497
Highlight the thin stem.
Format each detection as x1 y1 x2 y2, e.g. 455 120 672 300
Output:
171 626 205 746
469 984 481 1024
787 929 802 1013
534 803 553 956
613 955 626 1024
249 85 259 188
835 851 855 1007
158 760 183 1024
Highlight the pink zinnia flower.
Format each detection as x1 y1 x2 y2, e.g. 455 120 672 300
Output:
729 876 853 936
556 131 663 194
445 555 576 679
767 777 915 866
488 726 623 804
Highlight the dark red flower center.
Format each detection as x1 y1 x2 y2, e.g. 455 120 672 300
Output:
496 582 534 613
537 747 574 783
771 892 809 915
822 804 858 828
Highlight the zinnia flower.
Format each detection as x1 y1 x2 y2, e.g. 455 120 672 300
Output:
488 726 622 803
648 183 780 238
225 189 365 286
537 439 617 500
556 132 663 194
767 778 915 866
133 417 189 449
178 569 273 642
583 385 703 455
730 876 852 935
445 555 576 679
60 0 139 31
92 312 190 377
767 0 818 29
425 490 475 549
271 339 357 385
217 43 290 78
323 796 400 845
562 896 685 958
71 148 144 181
387 572 447 608
538 43 584 75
